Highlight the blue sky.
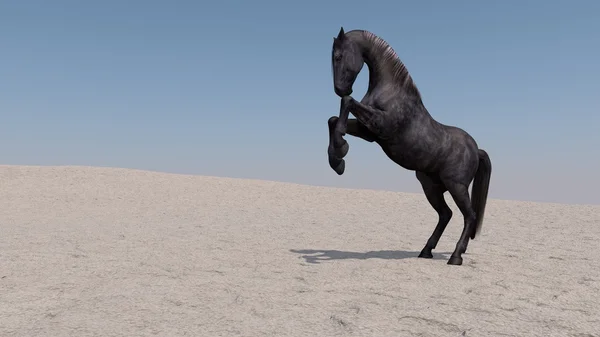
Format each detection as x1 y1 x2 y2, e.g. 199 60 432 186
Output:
1 0 599 204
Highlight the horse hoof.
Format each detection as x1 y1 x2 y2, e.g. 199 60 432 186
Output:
447 256 463 266
328 153 345 175
331 159 346 176
334 141 349 158
418 249 433 259
333 159 345 175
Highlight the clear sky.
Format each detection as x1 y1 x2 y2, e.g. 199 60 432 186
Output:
1 1 599 205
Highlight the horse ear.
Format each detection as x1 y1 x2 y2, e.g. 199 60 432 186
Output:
337 27 345 40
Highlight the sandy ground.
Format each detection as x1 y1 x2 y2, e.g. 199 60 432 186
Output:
1 165 599 337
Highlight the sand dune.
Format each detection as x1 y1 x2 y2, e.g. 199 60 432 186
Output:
1 165 599 337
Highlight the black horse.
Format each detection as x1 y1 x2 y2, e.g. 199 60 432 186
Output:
327 27 492 266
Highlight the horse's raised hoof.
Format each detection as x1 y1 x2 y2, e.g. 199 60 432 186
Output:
333 159 345 175
447 256 463 266
418 249 433 259
328 156 345 175
334 140 349 158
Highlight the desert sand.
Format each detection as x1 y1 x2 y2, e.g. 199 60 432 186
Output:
1 165 599 337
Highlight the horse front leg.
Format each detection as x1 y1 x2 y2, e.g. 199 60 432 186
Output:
327 117 346 175
340 96 389 138
327 98 352 175
327 118 378 174
327 96 387 175
332 97 352 155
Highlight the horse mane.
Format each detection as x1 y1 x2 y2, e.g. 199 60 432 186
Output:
354 30 421 98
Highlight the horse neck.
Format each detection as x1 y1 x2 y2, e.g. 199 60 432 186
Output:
350 31 421 101
355 39 399 92
365 57 393 93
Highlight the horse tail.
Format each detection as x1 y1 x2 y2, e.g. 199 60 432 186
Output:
470 149 492 239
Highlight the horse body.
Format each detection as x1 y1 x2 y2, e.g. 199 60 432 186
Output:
348 30 479 177
328 27 492 266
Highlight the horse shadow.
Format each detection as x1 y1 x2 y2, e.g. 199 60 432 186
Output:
290 249 451 264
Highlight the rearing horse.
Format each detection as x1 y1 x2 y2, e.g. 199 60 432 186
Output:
327 27 492 266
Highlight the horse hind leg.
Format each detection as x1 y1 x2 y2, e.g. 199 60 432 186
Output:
416 172 453 259
443 179 477 266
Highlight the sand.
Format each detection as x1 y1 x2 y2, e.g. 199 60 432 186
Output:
1 165 599 337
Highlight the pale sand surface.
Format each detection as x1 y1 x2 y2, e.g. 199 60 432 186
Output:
1 165 599 337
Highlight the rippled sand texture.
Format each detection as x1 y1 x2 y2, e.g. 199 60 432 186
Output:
1 165 599 337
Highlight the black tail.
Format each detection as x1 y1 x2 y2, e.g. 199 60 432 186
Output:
470 149 492 239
